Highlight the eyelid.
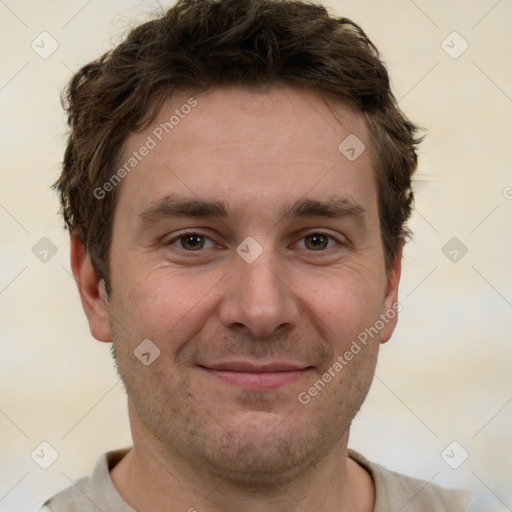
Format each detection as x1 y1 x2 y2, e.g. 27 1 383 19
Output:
164 229 345 252
164 230 218 249
293 230 345 250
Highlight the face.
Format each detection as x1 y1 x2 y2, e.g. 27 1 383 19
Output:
80 86 401 486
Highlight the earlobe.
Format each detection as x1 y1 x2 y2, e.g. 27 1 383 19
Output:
70 234 112 343
379 247 403 344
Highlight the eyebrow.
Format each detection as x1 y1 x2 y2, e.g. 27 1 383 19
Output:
281 196 367 222
138 194 367 228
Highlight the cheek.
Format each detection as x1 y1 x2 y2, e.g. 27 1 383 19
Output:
298 265 386 342
109 264 223 348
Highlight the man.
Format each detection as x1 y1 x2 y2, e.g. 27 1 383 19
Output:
40 0 475 510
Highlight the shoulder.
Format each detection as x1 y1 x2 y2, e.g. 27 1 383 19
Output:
38 448 133 512
348 449 475 512
37 472 93 512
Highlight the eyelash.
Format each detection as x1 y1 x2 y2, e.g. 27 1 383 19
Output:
165 230 343 253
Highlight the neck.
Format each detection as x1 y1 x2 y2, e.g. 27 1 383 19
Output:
111 410 375 512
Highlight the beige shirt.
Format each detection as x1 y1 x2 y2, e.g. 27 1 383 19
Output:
39 447 476 511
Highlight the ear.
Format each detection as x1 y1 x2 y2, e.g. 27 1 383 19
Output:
70 233 112 342
379 246 403 344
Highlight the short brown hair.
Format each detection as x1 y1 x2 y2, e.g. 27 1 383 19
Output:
55 0 421 288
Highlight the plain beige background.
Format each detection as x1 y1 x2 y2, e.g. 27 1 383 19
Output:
1 1 511 510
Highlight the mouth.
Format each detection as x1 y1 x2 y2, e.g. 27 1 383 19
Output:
198 361 314 391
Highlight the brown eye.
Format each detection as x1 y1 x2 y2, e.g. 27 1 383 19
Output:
304 233 331 250
179 233 206 250
166 232 216 251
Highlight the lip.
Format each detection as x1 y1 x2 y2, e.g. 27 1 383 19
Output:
198 361 313 390
204 361 308 372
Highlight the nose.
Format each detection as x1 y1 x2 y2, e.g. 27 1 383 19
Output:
217 247 302 339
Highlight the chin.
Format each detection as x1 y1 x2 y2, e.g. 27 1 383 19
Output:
183 412 339 488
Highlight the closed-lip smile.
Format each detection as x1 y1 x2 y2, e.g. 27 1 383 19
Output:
199 361 313 390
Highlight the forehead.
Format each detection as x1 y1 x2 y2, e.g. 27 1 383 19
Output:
114 86 378 225
138 86 370 162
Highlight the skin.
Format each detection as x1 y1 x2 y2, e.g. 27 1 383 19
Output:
72 85 402 512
